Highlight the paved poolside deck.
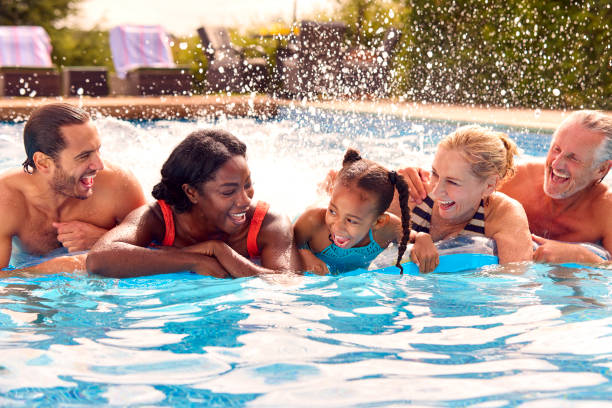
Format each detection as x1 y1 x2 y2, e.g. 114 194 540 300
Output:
0 95 278 121
0 95 608 130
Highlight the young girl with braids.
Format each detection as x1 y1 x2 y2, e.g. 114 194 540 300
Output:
294 148 412 275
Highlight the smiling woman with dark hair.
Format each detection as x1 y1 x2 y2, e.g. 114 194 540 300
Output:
86 129 301 278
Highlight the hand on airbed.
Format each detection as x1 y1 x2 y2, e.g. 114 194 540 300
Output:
53 221 108 252
411 232 439 273
532 234 604 264
398 167 430 204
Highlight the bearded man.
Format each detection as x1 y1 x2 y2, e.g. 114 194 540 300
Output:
0 103 145 271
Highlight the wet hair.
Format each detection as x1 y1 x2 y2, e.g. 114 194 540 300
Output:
564 110 612 165
337 148 411 274
152 129 247 213
439 125 519 185
22 103 91 174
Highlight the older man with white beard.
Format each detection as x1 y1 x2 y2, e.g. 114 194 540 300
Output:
401 110 612 264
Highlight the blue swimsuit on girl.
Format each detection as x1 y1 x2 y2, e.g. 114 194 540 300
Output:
309 229 384 275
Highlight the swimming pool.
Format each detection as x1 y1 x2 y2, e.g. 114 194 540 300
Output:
0 107 610 406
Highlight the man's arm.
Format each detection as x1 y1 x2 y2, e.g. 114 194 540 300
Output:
110 164 147 224
5 254 88 276
0 185 23 268
532 235 606 264
533 196 612 264
0 235 12 270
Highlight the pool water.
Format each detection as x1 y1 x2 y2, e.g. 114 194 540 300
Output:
0 107 610 406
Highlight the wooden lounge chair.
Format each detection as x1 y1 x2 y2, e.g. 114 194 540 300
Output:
275 21 347 98
0 26 60 97
62 66 109 97
197 26 269 93
341 28 402 98
109 25 192 96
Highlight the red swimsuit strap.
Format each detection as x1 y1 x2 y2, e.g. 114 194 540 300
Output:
158 200 175 247
247 201 270 259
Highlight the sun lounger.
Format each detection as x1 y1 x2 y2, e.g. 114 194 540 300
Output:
275 21 347 98
197 26 269 93
341 28 402 98
61 67 109 96
109 25 192 95
0 26 60 97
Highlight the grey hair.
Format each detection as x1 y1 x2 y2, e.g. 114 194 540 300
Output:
564 110 612 165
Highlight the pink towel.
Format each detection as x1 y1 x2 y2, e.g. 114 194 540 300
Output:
0 26 53 67
109 25 176 79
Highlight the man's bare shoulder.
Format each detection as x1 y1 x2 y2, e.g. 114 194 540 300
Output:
591 183 612 214
0 170 30 224
95 161 140 191
0 169 32 202
500 161 545 198
513 161 545 181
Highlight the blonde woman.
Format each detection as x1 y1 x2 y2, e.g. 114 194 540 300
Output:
397 125 533 272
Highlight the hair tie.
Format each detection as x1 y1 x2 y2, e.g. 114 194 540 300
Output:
388 170 397 185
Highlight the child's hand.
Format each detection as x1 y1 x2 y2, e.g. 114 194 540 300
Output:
410 232 439 273
298 248 330 275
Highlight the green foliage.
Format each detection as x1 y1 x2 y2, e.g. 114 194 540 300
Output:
335 0 408 46
335 0 611 109
398 0 611 109
0 0 81 29
169 35 208 93
48 27 113 70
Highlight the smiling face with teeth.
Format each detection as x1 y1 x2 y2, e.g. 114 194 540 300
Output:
325 182 383 249
543 119 607 200
430 147 495 224
50 121 104 200
196 155 254 234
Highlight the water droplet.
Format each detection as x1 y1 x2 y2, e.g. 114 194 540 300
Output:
552 88 561 96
